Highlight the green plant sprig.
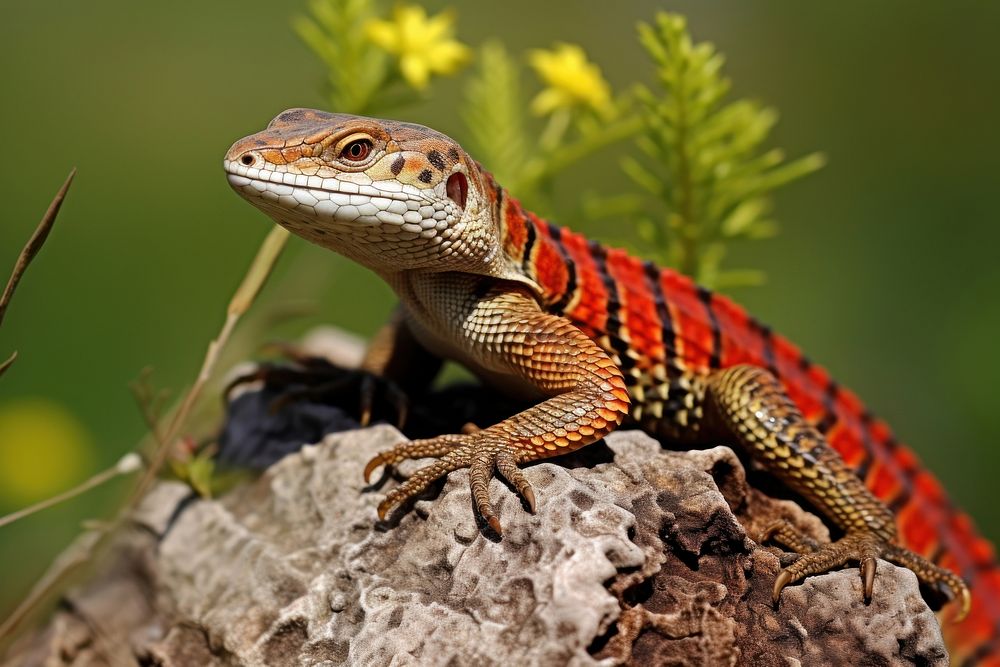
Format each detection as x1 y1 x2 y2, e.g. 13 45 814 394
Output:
624 12 825 288
295 0 397 116
295 4 823 289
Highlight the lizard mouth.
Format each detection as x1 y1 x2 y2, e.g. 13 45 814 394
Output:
223 158 444 228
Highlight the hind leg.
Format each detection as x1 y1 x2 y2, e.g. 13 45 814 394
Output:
701 365 970 619
227 307 440 428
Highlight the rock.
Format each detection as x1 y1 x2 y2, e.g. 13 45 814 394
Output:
2 426 947 666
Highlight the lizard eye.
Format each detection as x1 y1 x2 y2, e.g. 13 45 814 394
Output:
341 139 372 162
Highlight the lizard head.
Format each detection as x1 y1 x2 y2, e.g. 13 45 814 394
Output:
224 108 508 276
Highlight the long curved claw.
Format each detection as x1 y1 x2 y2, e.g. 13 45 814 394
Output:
469 451 500 533
359 374 375 427
772 570 793 606
359 372 409 429
861 556 877 602
364 454 385 484
770 534 865 606
384 383 409 430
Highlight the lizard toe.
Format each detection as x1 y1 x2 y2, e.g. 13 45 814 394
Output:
225 353 410 428
364 435 465 482
761 520 821 554
883 544 972 622
376 456 467 520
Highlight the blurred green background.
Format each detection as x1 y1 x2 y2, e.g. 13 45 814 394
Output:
1 0 998 624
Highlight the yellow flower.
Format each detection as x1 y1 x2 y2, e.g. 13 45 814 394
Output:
529 43 613 116
0 398 93 504
366 5 471 90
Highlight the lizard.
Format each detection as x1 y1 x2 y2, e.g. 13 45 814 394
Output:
224 108 1000 665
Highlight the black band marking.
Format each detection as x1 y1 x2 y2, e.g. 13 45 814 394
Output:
697 286 722 369
521 212 537 275
645 261 677 374
545 221 578 313
589 240 632 364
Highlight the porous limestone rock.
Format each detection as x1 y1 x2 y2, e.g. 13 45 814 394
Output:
3 425 948 666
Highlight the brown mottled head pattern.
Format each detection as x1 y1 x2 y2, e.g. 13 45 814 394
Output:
225 109 526 279
227 109 478 191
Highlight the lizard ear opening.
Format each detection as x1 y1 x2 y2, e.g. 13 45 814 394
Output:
446 172 468 210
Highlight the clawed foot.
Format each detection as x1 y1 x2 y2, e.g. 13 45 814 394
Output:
763 521 971 622
364 431 535 534
226 352 408 428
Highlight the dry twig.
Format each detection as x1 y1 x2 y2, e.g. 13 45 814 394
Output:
0 351 16 379
0 454 142 531
129 225 289 503
0 170 76 327
0 169 76 375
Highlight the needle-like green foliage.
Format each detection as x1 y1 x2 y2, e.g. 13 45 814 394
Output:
460 42 530 192
294 0 393 115
625 13 825 288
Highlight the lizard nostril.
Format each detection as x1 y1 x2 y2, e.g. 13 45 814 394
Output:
241 154 256 167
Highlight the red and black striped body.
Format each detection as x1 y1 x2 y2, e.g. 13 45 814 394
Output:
228 108 999 663
496 184 1000 665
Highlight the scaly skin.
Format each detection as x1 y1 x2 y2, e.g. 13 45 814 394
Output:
225 108 999 664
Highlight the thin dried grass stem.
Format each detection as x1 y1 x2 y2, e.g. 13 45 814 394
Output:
0 454 142 530
128 225 289 503
0 170 75 328
0 226 289 643
0 351 16 379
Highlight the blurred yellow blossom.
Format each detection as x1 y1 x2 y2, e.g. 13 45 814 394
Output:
529 43 612 116
0 398 93 504
365 5 471 90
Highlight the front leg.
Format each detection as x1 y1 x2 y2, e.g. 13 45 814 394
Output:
356 307 442 426
365 285 631 533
